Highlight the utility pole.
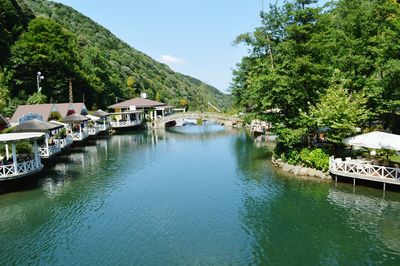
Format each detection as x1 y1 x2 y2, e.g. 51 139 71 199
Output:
67 78 74 103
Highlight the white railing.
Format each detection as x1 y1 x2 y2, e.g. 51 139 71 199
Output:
98 123 109 131
72 131 89 141
88 126 101 136
329 156 400 181
0 158 43 179
39 143 62 158
110 120 141 128
54 135 74 149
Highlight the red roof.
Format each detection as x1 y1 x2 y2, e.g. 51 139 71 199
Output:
54 102 87 117
108 98 166 109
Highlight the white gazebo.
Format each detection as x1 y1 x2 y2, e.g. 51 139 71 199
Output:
0 132 45 180
61 113 90 141
49 120 74 149
86 115 102 136
91 109 111 133
13 119 64 159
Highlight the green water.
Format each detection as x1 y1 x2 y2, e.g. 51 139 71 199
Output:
1 125 400 265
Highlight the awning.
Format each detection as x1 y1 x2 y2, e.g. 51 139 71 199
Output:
0 132 45 143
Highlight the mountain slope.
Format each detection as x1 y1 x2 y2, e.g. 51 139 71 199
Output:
14 0 231 110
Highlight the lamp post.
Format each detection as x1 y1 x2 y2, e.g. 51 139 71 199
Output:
37 71 44 92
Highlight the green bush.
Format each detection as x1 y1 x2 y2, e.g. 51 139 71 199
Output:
280 147 330 172
16 141 32 154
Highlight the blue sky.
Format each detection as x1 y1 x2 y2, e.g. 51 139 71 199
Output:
52 0 265 93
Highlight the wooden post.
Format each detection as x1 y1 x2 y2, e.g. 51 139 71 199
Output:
383 182 386 191
11 143 17 174
353 178 356 187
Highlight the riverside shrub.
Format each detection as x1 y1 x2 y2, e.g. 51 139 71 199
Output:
281 148 329 172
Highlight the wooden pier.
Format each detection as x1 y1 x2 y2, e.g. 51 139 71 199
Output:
329 156 400 190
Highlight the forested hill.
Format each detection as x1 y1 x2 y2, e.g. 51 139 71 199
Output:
0 0 230 116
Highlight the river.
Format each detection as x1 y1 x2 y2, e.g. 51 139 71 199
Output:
1 125 400 265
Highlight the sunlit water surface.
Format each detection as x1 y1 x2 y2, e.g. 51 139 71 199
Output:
1 125 400 265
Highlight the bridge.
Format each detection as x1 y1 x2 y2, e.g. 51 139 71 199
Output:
153 112 244 128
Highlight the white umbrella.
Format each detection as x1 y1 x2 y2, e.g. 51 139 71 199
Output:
343 131 400 151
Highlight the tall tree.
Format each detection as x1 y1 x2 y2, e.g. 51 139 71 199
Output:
8 17 81 102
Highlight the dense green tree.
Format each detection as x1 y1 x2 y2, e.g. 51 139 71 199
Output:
8 17 81 102
0 70 11 112
0 0 33 65
27 91 47 104
232 0 400 145
305 72 371 144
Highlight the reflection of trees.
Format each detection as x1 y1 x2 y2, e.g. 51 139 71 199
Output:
0 131 160 264
234 134 400 263
240 179 400 264
233 131 272 178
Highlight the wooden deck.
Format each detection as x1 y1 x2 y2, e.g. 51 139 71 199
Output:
329 156 400 188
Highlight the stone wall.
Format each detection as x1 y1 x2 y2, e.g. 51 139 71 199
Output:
272 158 331 180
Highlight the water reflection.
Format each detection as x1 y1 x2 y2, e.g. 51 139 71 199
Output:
328 188 400 255
1 126 400 265
234 132 400 264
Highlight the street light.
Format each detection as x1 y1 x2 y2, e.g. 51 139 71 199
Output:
37 71 44 93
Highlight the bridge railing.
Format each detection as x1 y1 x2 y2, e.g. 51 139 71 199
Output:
158 112 242 122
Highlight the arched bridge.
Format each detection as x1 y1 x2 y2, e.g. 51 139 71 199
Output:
154 112 244 128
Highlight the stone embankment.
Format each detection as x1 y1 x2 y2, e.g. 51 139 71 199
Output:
272 158 331 180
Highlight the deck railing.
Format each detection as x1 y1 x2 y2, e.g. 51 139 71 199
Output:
88 126 101 136
54 135 74 149
98 123 109 131
0 158 43 179
329 156 400 181
110 120 141 128
71 129 89 141
39 143 62 158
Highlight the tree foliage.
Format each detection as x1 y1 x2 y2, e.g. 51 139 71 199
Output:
232 0 400 148
305 72 371 144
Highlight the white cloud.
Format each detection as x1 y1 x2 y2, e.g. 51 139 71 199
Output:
160 54 185 66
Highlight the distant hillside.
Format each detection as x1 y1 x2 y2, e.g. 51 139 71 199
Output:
0 0 230 114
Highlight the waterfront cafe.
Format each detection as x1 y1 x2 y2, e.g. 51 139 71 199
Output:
0 132 44 181
108 96 174 120
61 113 90 141
329 131 400 190
48 120 74 149
85 115 102 136
13 118 64 159
91 109 111 133
86 109 111 135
